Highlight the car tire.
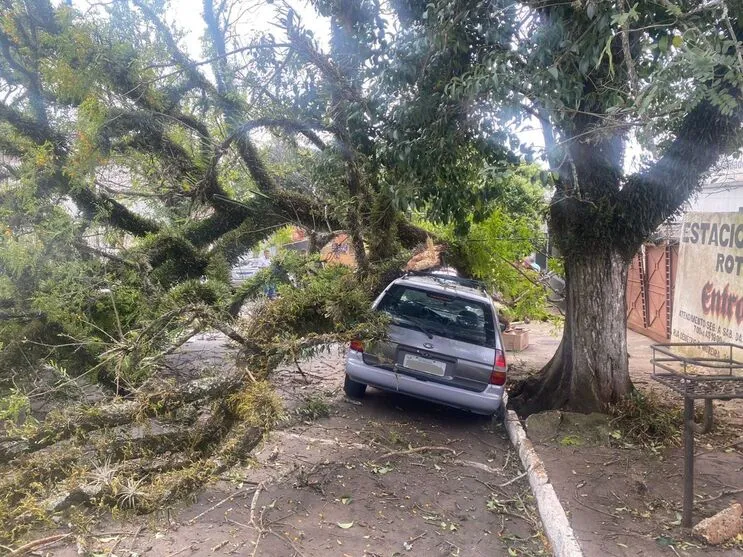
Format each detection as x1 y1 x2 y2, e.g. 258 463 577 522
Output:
344 375 367 399
493 402 506 424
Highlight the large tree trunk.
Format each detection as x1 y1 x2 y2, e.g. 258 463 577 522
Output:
511 249 633 415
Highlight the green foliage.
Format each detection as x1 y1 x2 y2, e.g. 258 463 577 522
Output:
367 251 412 298
295 393 332 422
418 165 553 320
1 0 736 421
229 267 273 313
263 225 295 250
204 253 230 284
86 285 148 339
431 209 550 321
228 381 284 432
368 189 401 261
548 256 564 276
251 265 368 336
609 390 682 448
137 232 208 287
241 257 388 375
0 390 33 425
165 279 230 309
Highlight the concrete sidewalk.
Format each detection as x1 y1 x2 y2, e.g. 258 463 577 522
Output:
507 321 743 426
507 320 743 556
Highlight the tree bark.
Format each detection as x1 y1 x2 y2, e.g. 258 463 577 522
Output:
510 249 632 415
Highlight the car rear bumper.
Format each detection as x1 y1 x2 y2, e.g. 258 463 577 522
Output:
345 351 504 415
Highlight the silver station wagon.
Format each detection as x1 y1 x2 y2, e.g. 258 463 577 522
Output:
344 272 507 417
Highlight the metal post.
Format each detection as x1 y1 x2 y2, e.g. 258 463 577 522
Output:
683 396 695 528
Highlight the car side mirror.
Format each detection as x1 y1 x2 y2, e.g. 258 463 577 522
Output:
499 321 507 332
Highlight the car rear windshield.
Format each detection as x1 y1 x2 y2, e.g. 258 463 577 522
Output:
377 284 495 347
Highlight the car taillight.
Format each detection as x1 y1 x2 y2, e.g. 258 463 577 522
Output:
490 349 507 385
349 340 364 352
495 349 506 368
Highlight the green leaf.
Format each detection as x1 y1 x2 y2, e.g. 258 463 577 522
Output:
560 435 583 446
597 34 614 75
658 35 669 53
547 66 559 80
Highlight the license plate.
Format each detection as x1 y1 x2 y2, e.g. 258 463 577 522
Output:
402 354 447 376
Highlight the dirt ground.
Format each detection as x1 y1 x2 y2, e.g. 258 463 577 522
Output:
509 322 743 557
10 325 743 556
28 341 547 557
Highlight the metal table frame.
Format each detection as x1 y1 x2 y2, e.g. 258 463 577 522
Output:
650 342 743 528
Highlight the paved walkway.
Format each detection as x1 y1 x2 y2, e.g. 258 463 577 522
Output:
508 321 743 426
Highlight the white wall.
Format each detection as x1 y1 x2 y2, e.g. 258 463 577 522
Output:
685 159 743 214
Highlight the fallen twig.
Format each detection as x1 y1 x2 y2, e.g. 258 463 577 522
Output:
464 474 499 493
500 451 511 472
249 483 265 527
8 533 71 555
697 487 743 504
572 490 619 520
409 532 426 543
375 445 457 461
164 545 192 557
128 525 143 553
250 504 269 557
515 491 539 527
108 536 123 557
498 471 527 487
454 459 500 474
188 487 256 524
269 529 306 557
492 509 534 524
694 437 743 457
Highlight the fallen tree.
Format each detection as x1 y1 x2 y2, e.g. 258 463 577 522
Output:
0 370 273 541
0 0 547 539
0 0 497 378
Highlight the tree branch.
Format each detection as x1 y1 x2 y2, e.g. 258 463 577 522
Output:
619 97 742 254
284 24 362 104
0 103 61 147
619 0 638 94
74 241 139 267
209 118 329 198
222 118 329 153
72 187 160 237
202 0 230 94
131 0 219 100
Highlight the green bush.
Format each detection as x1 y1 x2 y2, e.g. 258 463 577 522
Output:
240 257 388 376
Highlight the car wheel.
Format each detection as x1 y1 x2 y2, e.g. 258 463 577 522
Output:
493 402 506 424
344 375 367 399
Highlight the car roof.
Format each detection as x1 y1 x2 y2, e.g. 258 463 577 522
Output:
393 274 491 302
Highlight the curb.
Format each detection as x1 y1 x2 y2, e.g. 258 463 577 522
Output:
504 407 584 557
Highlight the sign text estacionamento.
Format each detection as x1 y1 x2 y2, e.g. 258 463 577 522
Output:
672 213 743 360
